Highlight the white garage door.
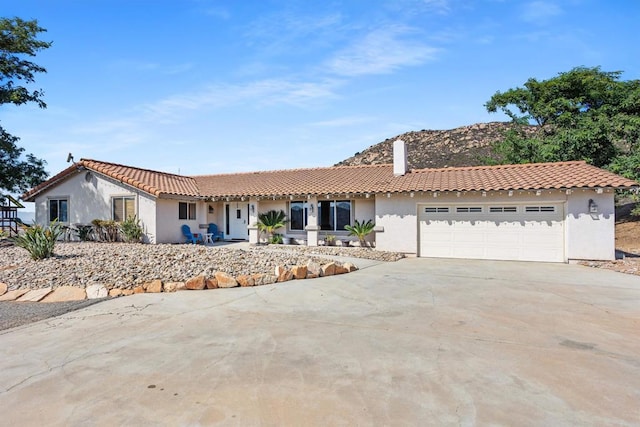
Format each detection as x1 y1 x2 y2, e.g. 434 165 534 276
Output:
418 203 565 262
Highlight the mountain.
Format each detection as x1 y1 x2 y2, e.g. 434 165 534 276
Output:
336 121 535 169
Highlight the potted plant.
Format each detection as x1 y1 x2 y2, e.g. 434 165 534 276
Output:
344 219 375 248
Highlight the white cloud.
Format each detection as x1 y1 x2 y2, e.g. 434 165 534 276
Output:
521 1 563 24
326 25 439 76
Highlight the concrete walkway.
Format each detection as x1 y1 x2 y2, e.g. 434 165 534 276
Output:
0 258 639 426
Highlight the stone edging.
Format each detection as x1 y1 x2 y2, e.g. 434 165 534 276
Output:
0 260 358 303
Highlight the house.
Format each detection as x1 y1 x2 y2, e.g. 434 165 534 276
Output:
23 141 637 262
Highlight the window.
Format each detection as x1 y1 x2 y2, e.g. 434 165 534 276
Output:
318 200 351 231
424 207 449 213
49 199 68 222
112 197 135 221
179 202 196 220
525 206 555 213
456 207 482 213
290 201 309 231
489 206 517 213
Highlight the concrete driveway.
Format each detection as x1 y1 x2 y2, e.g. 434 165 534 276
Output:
1 258 639 426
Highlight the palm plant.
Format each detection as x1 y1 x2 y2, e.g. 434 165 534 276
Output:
344 219 375 248
257 210 288 244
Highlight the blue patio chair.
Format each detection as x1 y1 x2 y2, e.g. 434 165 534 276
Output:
181 224 203 244
208 223 224 241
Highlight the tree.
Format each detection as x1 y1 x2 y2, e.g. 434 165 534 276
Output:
485 67 640 168
1 17 52 195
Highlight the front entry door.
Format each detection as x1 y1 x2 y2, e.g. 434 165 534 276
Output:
226 202 249 240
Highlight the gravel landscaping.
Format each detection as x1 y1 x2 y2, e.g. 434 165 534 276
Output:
0 242 403 291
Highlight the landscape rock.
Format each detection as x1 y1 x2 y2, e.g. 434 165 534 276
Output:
306 273 319 279
133 286 145 294
185 275 206 290
144 279 162 293
17 287 53 302
108 288 123 297
0 282 7 296
215 272 238 288
343 262 358 272
205 278 218 289
86 284 108 299
291 265 308 280
163 282 179 292
0 289 29 301
41 286 87 302
321 262 337 277
236 275 254 287
306 261 322 276
121 289 134 296
335 264 349 275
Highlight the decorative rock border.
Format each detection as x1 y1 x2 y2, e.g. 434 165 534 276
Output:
0 260 358 303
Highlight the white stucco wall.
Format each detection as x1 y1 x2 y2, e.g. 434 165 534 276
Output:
32 170 157 242
375 189 617 261
155 198 202 243
566 190 616 260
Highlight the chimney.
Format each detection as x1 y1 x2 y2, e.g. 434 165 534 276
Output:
393 139 407 176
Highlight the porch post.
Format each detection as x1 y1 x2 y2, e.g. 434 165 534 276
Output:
248 199 259 245
306 196 319 246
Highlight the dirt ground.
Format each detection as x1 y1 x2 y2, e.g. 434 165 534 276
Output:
580 202 640 275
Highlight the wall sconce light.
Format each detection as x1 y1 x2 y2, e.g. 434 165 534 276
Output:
250 204 255 214
208 205 214 214
588 199 598 214
309 203 314 214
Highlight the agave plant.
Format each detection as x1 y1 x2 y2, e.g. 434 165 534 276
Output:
344 219 375 248
257 210 288 244
12 219 64 260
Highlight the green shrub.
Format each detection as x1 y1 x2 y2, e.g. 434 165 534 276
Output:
74 224 94 241
631 204 640 217
119 216 144 243
12 220 63 260
269 233 283 244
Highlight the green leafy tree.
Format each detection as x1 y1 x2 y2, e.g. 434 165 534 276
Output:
256 210 288 244
485 67 640 168
344 219 375 248
1 17 52 194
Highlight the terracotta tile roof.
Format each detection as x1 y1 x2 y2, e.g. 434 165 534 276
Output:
194 160 637 198
23 159 200 201
24 159 637 202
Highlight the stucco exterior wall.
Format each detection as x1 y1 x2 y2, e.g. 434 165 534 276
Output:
155 198 201 243
566 190 616 260
32 170 156 242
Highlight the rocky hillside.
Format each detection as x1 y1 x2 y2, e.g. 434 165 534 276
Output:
336 121 536 169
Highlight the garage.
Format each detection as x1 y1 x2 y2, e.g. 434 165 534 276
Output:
418 203 565 262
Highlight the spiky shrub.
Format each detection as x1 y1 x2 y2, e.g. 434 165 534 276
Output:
74 224 93 241
257 210 288 244
344 219 375 248
12 220 64 260
91 219 120 242
119 216 144 243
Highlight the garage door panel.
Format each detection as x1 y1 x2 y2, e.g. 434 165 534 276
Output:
419 204 564 262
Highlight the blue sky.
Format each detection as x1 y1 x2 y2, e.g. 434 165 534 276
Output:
4 0 639 185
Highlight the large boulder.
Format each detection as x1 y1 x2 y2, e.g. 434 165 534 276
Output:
306 261 322 276
144 280 163 293
185 275 206 290
236 275 255 287
0 282 7 296
291 265 308 280
215 272 238 288
321 262 337 277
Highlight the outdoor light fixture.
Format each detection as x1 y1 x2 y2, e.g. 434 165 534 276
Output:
309 203 314 214
589 199 598 214
250 204 255 214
